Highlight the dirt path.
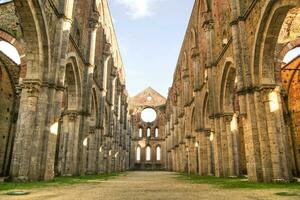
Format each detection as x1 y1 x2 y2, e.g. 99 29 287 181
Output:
0 171 299 200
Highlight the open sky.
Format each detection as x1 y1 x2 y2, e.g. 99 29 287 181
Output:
1 0 299 99
108 0 195 97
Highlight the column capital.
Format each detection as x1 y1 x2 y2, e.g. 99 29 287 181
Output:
88 11 101 29
21 79 42 97
224 115 233 123
111 66 118 77
103 42 112 56
68 112 78 121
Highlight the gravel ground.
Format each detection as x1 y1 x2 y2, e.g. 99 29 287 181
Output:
0 171 299 200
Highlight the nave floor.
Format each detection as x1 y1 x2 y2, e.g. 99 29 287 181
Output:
1 171 299 200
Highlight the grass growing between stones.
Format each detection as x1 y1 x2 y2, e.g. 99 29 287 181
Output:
177 173 300 190
0 172 125 191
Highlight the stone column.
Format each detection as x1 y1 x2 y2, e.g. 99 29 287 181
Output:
213 117 223 177
220 116 229 177
205 131 213 176
182 71 190 106
191 47 201 91
187 138 197 174
199 133 208 176
87 128 96 174
10 81 40 181
224 115 235 177
76 11 101 176
262 88 291 182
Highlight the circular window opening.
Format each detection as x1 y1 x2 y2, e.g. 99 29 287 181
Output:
141 108 157 123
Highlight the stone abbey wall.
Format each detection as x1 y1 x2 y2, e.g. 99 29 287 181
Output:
163 0 300 182
129 87 166 170
0 0 300 184
0 0 131 181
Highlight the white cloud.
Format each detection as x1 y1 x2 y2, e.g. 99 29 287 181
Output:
115 0 158 19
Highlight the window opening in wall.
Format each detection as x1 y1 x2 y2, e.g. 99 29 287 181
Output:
141 108 157 122
83 137 88 147
0 40 21 64
155 128 159 138
210 132 214 141
283 47 300 64
146 146 151 161
0 0 12 4
147 128 151 138
230 114 238 131
139 128 143 138
156 146 161 161
50 122 59 135
269 90 280 112
136 146 141 161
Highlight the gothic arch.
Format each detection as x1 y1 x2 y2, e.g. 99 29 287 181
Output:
203 92 210 129
64 55 82 110
0 29 27 77
90 88 98 127
252 0 300 85
14 0 50 80
219 60 236 114
0 52 20 176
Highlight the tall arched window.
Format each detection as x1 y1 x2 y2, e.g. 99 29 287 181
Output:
146 146 151 161
136 146 141 161
156 146 161 161
155 128 159 138
147 128 151 138
139 128 143 138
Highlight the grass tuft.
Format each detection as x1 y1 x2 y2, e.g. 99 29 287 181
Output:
0 172 125 191
176 173 300 190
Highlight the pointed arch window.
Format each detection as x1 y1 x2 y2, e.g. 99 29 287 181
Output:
146 146 151 161
147 128 151 138
155 128 159 138
139 128 143 138
136 146 141 161
156 146 161 161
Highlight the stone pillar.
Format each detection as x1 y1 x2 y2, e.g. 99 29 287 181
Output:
213 117 223 177
199 133 208 176
187 138 197 174
220 116 229 177
10 81 40 181
63 112 79 176
205 131 213 176
262 88 291 181
76 11 101 176
191 47 201 91
182 71 190 106
243 92 264 182
87 128 96 174
224 115 235 177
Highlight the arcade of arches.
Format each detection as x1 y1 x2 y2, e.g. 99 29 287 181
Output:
0 0 299 184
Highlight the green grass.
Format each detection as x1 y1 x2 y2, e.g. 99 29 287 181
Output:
0 172 125 191
177 173 300 190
